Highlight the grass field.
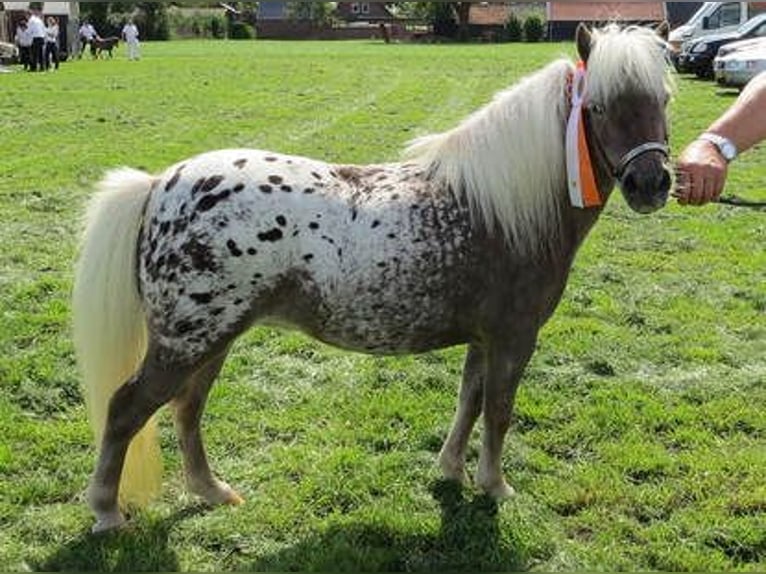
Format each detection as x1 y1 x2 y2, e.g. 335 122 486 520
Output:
0 39 764 572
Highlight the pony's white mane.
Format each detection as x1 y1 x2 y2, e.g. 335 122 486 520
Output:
404 25 671 256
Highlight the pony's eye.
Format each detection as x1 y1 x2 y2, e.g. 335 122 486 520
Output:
589 102 606 115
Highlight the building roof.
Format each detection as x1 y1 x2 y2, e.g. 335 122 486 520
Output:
258 1 287 21
469 3 512 26
2 2 75 15
548 2 665 22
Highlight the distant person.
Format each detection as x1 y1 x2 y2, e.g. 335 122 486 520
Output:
78 19 98 59
27 9 46 72
14 19 32 71
45 16 60 70
122 19 140 61
674 71 766 205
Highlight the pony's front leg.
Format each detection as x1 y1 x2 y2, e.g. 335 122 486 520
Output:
439 344 486 484
475 337 535 499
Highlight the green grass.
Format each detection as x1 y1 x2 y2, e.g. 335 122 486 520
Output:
1 39 764 571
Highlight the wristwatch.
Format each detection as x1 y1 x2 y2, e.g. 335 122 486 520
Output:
698 132 738 163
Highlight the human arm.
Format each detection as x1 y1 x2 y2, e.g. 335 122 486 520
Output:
674 71 766 205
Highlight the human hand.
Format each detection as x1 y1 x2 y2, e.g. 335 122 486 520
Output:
673 139 728 205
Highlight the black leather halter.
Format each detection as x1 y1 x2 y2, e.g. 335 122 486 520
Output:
612 141 669 180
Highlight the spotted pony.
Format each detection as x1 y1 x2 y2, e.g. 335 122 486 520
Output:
74 24 673 532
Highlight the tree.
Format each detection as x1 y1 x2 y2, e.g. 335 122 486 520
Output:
393 2 472 41
286 1 336 25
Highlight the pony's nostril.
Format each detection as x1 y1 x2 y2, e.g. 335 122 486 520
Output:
658 169 671 193
622 171 637 192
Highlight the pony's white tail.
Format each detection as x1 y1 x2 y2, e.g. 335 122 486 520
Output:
73 168 161 508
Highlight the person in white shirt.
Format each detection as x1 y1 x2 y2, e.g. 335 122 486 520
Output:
14 20 32 71
26 9 46 72
122 20 140 61
78 20 98 59
44 16 60 70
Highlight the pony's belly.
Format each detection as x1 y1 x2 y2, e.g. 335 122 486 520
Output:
305 296 467 354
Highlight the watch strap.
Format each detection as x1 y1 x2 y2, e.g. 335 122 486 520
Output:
698 132 737 162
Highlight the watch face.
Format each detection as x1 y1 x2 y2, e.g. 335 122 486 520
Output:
721 141 736 161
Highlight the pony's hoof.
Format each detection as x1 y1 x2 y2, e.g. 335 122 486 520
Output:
476 471 516 500
91 511 126 534
224 489 245 506
438 450 469 485
192 479 244 507
481 480 516 500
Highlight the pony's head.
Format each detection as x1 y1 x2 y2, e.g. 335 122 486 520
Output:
577 23 673 214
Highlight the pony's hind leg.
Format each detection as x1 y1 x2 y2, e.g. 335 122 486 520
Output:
439 345 485 484
88 346 196 532
172 348 244 506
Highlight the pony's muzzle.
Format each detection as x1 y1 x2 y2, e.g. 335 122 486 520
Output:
619 155 672 214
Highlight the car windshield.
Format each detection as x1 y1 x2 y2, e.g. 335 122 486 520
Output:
739 15 766 35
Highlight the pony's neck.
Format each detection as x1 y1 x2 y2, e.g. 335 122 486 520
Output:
405 59 575 258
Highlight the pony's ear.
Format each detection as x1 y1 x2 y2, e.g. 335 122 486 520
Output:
575 23 592 63
655 20 670 41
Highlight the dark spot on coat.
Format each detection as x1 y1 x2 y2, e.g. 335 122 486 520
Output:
351 208 358 221
336 166 362 185
276 215 287 227
280 185 293 193
159 221 171 235
304 187 315 194
234 158 248 169
377 261 387 268
303 254 314 262
311 171 322 180
233 299 243 306
189 292 213 304
201 175 225 193
164 165 185 192
233 183 245 193
211 307 225 316
191 177 207 197
321 235 335 245
387 233 396 239
258 228 283 242
226 239 243 257
371 220 381 228
247 247 257 255
265 156 278 162
391 193 400 200
196 189 231 212
268 175 283 185
309 222 320 230
181 237 219 273
175 320 196 334
253 273 262 279
259 184 273 194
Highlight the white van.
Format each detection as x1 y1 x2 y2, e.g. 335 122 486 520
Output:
669 2 766 51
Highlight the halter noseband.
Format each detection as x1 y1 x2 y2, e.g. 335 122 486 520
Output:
612 141 669 180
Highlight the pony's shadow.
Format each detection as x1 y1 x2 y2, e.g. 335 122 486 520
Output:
33 504 208 572
250 480 527 571
36 483 525 571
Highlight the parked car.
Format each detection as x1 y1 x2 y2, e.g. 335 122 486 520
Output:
669 1 766 67
0 41 18 59
714 44 766 87
716 35 766 59
678 13 766 77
